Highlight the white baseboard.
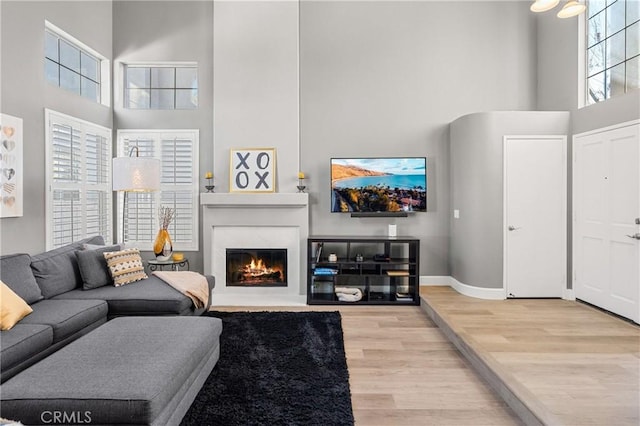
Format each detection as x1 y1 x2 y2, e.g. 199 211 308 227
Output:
420 276 454 286
211 293 307 307
421 275 506 300
563 288 575 300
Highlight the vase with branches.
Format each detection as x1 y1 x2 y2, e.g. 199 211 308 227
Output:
154 206 175 261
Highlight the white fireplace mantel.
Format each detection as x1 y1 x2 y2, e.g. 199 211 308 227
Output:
200 192 309 306
200 192 308 208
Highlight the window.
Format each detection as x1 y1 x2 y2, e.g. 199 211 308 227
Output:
124 65 198 109
586 0 640 104
117 130 199 251
44 22 108 104
45 110 112 249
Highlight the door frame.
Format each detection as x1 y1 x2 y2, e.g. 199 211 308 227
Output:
502 135 567 298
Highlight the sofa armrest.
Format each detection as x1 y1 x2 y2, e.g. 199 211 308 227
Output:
200 274 215 315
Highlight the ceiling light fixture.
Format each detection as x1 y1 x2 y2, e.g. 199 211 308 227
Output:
530 0 560 13
557 0 587 18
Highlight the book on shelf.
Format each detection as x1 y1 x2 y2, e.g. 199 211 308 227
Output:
395 292 412 299
386 270 410 276
314 267 338 275
314 242 324 263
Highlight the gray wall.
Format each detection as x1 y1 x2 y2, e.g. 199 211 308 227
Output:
300 1 537 275
112 0 213 273
213 1 300 193
450 111 570 289
0 0 113 255
3 1 634 284
536 11 640 131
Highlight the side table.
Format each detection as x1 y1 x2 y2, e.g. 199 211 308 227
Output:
147 258 190 272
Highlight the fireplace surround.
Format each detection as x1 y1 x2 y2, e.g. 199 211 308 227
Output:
201 193 308 305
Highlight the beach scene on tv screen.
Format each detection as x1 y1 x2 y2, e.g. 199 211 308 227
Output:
331 158 427 213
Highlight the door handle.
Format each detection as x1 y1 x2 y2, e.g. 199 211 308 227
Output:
508 226 521 231
626 233 640 240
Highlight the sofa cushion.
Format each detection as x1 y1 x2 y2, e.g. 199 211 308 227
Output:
54 275 193 316
18 299 107 343
0 324 53 373
0 281 33 330
0 253 43 304
30 236 105 298
76 244 121 290
104 248 148 286
0 316 223 425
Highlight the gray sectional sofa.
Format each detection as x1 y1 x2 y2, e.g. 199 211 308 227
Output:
0 236 222 425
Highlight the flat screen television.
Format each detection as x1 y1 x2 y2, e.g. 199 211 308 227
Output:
331 157 427 214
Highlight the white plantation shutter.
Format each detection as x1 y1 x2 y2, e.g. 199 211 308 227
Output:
46 110 112 249
161 136 195 246
52 190 81 246
117 130 199 251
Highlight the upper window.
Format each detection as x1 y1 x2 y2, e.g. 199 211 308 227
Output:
45 110 112 249
586 0 640 104
124 65 198 109
44 22 108 105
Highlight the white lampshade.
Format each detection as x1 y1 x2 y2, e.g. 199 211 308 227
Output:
530 0 560 12
112 156 161 192
557 1 586 18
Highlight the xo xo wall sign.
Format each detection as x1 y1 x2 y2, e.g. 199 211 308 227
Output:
230 148 276 193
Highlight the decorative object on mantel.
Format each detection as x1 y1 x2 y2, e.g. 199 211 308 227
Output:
154 206 175 261
297 171 306 193
204 171 215 193
229 148 276 193
0 113 23 218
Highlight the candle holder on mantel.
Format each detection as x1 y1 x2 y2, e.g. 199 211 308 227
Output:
204 172 215 193
297 172 306 193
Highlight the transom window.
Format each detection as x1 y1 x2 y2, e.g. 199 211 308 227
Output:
44 22 106 104
586 0 640 104
124 65 198 110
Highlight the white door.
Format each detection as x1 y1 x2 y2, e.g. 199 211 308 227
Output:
574 122 640 324
504 136 566 298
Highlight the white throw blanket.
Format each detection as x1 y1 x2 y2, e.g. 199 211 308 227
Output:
334 286 363 302
152 271 209 309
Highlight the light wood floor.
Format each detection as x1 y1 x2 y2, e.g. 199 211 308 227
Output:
215 305 522 425
421 286 640 426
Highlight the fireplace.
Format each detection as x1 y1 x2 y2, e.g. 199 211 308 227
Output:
201 193 308 305
226 248 287 287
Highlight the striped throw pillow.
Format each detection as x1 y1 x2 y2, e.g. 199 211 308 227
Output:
103 248 148 286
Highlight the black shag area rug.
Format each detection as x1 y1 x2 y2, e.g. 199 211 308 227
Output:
180 311 354 426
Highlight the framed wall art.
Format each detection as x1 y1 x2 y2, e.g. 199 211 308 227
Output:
229 147 276 193
0 113 23 218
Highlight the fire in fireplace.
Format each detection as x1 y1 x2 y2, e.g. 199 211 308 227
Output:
226 248 287 287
